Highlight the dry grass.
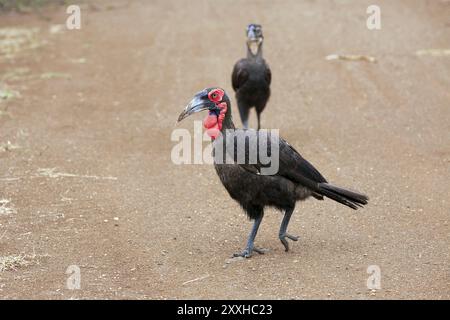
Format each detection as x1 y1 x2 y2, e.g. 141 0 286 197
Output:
0 27 42 60
0 199 16 215
0 0 68 12
0 86 20 101
0 141 21 152
0 253 41 272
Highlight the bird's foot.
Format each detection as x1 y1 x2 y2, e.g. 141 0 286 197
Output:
279 233 299 252
233 246 267 258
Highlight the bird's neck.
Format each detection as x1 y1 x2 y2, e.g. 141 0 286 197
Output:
221 111 235 131
247 42 263 60
204 102 235 140
219 99 235 131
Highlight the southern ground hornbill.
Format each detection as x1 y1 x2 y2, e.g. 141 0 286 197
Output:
232 24 271 130
178 88 368 258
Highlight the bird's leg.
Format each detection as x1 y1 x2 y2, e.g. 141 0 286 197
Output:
279 207 299 252
238 103 250 129
234 216 265 258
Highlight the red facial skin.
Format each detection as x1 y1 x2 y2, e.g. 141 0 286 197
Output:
208 88 224 103
203 89 227 139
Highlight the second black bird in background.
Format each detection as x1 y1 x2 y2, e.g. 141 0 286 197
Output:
232 24 271 130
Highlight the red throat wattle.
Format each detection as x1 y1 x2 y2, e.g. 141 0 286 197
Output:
203 102 227 140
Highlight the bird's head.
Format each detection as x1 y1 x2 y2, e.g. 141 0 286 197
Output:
246 24 263 54
177 87 230 140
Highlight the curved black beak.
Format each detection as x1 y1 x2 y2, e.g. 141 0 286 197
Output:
177 91 214 122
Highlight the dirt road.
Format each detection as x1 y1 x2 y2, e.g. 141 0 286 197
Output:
0 0 449 299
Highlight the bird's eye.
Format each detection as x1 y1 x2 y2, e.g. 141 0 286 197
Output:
208 89 223 102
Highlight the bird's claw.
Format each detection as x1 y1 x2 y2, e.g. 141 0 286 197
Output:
233 246 267 258
279 233 299 252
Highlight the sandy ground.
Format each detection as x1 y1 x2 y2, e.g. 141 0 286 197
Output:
0 0 449 299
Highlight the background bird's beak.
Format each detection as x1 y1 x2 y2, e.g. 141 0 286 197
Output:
247 35 263 45
246 26 263 45
246 27 263 55
247 28 257 41
177 95 210 122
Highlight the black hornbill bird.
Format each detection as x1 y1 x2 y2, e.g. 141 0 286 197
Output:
178 88 368 258
232 24 271 130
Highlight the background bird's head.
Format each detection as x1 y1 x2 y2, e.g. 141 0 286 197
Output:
246 24 263 54
178 88 231 139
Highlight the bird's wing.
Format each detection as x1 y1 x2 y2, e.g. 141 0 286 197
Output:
278 138 327 184
220 130 327 186
239 164 261 175
217 130 368 209
264 62 272 85
232 60 249 91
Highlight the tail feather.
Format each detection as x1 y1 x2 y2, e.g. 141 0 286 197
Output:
318 183 368 210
